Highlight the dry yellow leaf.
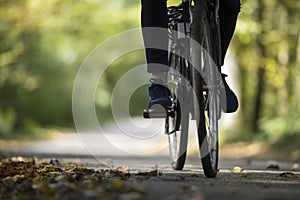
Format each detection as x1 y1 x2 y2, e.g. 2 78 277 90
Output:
231 166 244 173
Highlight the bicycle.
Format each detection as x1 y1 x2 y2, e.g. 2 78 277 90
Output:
144 0 224 178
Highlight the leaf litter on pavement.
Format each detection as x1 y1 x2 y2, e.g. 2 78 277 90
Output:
1 156 299 199
0 156 150 200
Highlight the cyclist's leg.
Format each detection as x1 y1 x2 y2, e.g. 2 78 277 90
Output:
141 0 171 109
219 0 241 65
141 0 169 75
218 0 241 113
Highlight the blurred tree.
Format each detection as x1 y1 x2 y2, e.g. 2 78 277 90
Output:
233 0 300 139
0 0 141 137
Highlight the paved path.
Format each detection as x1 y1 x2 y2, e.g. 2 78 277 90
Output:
1 118 299 200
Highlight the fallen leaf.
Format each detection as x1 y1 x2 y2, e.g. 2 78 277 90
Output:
279 172 297 179
10 156 26 162
267 164 280 170
231 166 244 173
116 166 129 173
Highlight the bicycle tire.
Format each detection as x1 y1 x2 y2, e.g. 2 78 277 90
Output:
168 49 190 170
191 0 220 178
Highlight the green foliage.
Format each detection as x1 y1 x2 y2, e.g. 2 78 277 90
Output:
231 0 300 137
260 117 300 141
0 0 141 137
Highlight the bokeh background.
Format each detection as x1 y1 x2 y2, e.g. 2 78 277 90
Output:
0 0 299 160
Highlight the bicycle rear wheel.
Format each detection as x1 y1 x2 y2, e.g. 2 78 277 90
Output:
191 0 221 178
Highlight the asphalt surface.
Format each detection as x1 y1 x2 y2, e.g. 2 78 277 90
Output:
1 118 299 200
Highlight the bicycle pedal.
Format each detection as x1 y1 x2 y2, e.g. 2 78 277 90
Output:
143 108 167 119
143 106 175 119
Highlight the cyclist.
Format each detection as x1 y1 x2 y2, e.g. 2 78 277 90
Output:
141 0 240 113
